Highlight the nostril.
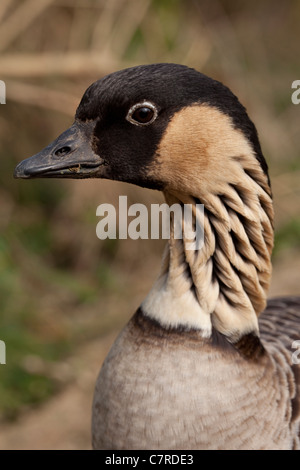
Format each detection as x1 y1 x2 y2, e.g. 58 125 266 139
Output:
55 146 71 157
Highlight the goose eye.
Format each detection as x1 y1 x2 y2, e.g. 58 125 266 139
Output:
132 107 154 123
126 102 158 126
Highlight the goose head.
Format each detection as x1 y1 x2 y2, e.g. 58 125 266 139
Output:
14 63 274 344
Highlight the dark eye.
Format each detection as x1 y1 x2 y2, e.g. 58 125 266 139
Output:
132 107 154 124
126 101 158 126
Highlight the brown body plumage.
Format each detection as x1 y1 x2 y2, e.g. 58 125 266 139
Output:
93 302 300 450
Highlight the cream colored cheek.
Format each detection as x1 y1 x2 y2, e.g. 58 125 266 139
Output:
150 109 247 188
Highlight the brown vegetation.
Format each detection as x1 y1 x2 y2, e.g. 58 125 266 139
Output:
0 0 299 449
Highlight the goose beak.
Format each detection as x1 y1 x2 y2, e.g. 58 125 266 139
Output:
14 121 105 179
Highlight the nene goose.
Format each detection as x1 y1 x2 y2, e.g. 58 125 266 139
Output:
14 64 300 450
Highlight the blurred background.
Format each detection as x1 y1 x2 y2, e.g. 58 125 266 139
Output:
0 0 299 449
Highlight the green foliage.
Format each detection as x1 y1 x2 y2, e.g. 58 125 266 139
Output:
0 328 60 420
0 367 55 421
274 218 300 256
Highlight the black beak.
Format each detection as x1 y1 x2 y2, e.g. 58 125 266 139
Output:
14 121 105 179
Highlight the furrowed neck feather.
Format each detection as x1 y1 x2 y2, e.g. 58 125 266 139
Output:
142 105 274 341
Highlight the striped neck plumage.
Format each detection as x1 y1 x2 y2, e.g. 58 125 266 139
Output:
142 152 274 342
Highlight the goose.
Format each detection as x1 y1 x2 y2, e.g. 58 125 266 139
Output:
14 63 300 450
